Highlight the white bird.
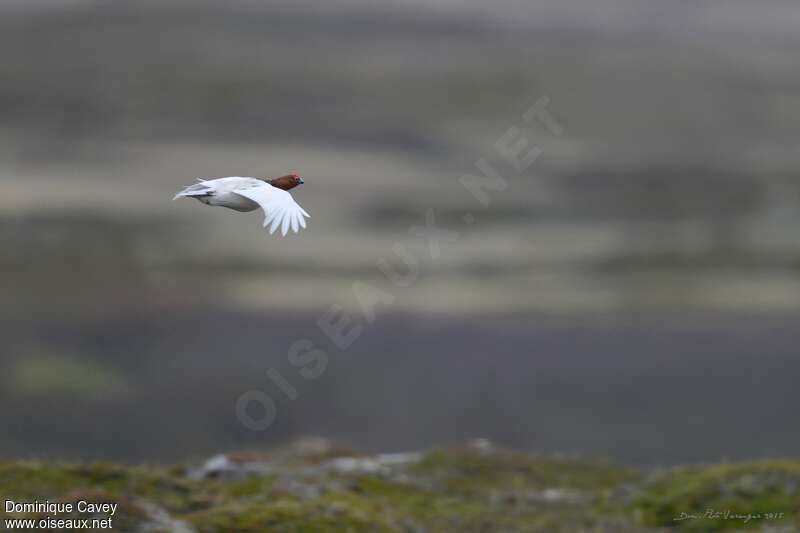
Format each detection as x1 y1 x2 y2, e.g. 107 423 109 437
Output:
173 173 309 236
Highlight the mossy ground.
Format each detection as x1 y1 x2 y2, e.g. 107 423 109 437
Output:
632 460 800 531
0 446 797 532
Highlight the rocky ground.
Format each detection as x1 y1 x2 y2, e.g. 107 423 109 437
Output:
1 439 798 532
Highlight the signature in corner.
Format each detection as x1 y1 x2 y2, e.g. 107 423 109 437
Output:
674 509 786 523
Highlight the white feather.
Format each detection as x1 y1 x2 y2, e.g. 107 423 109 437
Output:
231 182 310 236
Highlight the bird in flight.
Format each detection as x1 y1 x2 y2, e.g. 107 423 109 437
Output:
173 174 309 235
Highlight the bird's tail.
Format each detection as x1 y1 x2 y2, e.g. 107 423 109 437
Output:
173 182 214 200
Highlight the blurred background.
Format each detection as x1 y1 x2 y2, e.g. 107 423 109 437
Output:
1 0 799 466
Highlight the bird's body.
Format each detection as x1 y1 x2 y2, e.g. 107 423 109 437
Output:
186 177 262 212
173 174 309 235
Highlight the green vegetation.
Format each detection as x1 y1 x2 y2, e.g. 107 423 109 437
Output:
0 446 797 532
633 461 800 531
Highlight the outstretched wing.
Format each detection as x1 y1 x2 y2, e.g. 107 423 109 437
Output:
231 183 310 236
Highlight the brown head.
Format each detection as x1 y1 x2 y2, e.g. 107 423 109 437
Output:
266 172 304 191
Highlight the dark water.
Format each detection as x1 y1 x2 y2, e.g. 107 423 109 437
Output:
2 310 797 466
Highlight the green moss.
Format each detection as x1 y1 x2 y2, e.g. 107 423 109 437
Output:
1 449 797 532
332 461 635 532
412 448 637 495
632 461 800 531
216 474 277 499
0 461 83 499
340 475 477 520
0 461 208 516
184 498 398 533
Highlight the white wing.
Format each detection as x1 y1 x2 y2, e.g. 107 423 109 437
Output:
231 183 310 236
